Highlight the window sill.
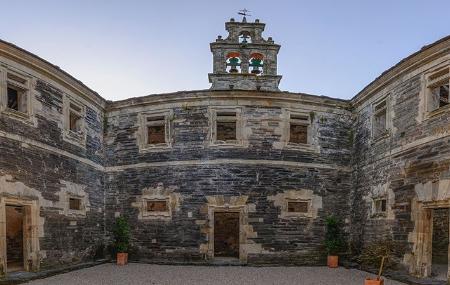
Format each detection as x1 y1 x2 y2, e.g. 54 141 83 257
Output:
139 143 172 153
279 212 314 219
63 130 86 147
425 105 450 121
371 131 390 145
1 108 34 124
370 212 387 219
209 140 247 148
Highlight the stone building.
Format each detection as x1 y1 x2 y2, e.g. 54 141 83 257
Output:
0 16 449 282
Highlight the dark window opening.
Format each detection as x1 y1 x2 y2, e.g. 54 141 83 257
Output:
375 199 387 213
147 125 165 144
217 122 236 141
373 101 387 139
147 200 168 212
289 124 308 144
287 201 309 213
7 87 19 111
69 198 82 210
438 84 449 108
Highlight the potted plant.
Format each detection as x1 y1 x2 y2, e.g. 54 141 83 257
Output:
358 239 400 285
324 216 344 268
113 216 130 266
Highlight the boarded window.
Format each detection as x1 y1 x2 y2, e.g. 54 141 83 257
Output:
69 198 82 210
289 124 308 144
216 112 237 142
146 116 166 145
373 100 387 139
147 200 168 212
375 199 387 213
287 201 309 213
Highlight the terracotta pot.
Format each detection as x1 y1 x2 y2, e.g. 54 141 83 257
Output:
117 252 128 265
327 255 338 268
364 278 384 285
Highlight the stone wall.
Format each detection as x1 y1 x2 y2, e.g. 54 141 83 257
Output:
105 92 352 265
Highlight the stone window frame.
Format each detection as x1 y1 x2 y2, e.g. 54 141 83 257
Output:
284 198 313 218
66 193 87 217
421 64 450 119
138 109 173 152
371 95 391 142
370 196 389 219
143 198 171 217
283 109 319 153
208 106 245 148
0 67 34 124
63 95 86 147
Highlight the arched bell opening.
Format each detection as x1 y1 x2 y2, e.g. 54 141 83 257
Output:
249 53 264 75
226 52 242 73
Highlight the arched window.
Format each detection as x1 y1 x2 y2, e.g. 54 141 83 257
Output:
249 53 264 75
238 31 252 44
226 52 241 73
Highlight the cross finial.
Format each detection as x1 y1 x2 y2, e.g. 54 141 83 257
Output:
238 9 251 22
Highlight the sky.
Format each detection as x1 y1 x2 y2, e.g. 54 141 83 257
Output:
0 0 448 101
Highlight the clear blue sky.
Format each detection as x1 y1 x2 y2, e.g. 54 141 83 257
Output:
0 0 448 100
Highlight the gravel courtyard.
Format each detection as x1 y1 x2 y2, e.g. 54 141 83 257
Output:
25 263 407 285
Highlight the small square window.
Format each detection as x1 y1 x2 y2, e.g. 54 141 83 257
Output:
69 198 82 211
66 101 84 134
7 85 27 113
287 201 309 213
147 200 168 212
374 199 387 213
145 115 166 145
69 111 82 132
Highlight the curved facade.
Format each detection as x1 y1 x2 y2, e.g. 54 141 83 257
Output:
0 16 449 282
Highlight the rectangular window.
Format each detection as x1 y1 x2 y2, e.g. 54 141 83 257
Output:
69 198 82 211
146 200 168 212
289 114 309 144
216 112 237 142
373 99 388 139
6 72 29 114
374 199 387 213
287 201 309 213
145 115 166 145
427 67 450 112
68 102 84 133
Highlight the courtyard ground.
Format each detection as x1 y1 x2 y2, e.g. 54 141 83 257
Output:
25 263 407 285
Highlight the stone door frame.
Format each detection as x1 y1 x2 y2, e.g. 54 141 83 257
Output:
0 196 40 276
207 204 248 263
411 200 450 280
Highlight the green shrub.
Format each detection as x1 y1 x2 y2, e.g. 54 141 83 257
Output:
324 216 344 255
113 216 130 253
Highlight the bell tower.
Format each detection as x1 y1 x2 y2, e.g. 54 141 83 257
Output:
208 13 282 91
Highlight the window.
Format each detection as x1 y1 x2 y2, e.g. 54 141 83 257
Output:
1 71 32 120
146 200 168 212
289 114 310 144
216 112 237 142
63 97 86 146
373 99 388 139
226 52 241 73
287 201 309 213
69 197 82 211
146 116 166 144
249 53 264 75
69 103 83 133
426 67 450 113
138 110 172 151
374 198 387 214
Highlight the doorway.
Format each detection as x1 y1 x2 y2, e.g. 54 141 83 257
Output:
214 212 240 258
6 205 24 272
432 208 449 281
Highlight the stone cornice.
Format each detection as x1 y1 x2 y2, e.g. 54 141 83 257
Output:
106 89 350 111
0 39 106 110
